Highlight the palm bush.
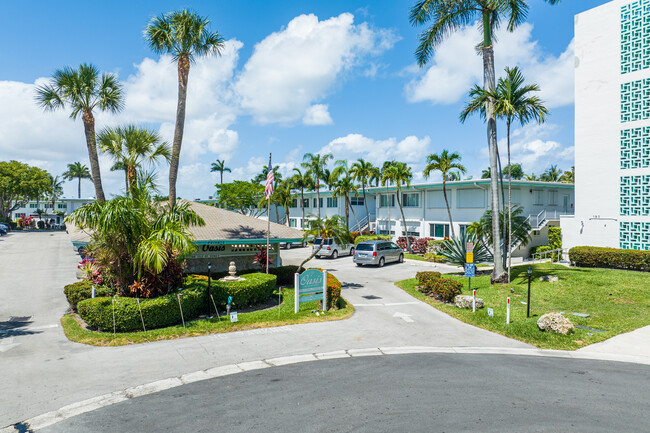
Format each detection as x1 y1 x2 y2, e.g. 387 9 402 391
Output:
440 231 492 267
471 205 532 251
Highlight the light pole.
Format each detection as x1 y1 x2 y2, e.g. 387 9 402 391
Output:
527 266 532 318
207 262 212 317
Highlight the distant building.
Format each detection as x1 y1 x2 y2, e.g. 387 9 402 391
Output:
11 198 94 224
562 0 650 251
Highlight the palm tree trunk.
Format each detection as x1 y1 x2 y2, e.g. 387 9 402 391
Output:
386 186 391 237
497 145 507 270
299 243 324 272
275 201 280 223
82 111 105 202
443 179 455 238
397 190 411 252
344 194 350 229
316 180 321 219
482 22 506 283
300 187 305 228
169 55 190 208
77 177 81 199
507 119 513 282
285 205 290 226
362 182 370 233
220 170 223 184
127 164 137 198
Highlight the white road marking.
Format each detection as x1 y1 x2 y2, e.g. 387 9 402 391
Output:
0 337 21 353
353 302 419 307
393 312 415 323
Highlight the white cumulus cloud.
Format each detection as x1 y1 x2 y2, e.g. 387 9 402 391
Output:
303 104 333 125
319 133 431 167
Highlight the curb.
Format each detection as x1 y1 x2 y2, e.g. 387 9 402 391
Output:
2 346 649 432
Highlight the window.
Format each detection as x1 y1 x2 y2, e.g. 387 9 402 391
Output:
290 199 298 208
29 204 37 209
57 204 66 209
548 190 558 205
290 218 297 227
350 196 364 206
379 194 395 207
457 189 485 208
459 224 467 237
429 223 450 238
303 198 309 208
402 193 419 207
426 190 446 208
533 190 544 205
327 197 338 208
313 198 323 208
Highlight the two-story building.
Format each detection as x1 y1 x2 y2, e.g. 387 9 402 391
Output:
10 198 95 224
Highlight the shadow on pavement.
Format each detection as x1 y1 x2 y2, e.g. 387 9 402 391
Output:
0 319 42 340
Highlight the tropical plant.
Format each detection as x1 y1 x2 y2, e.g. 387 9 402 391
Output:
524 173 539 181
272 180 294 226
290 168 314 228
301 152 333 219
298 216 350 271
423 150 466 237
216 180 265 217
97 125 171 197
145 9 225 207
560 166 575 184
66 170 205 295
252 165 281 185
0 161 51 220
36 64 123 202
503 163 524 180
350 158 380 230
541 165 563 182
331 160 361 229
62 162 93 199
210 159 231 184
48 175 64 216
411 0 561 283
381 162 413 252
481 168 491 179
440 231 492 267
469 205 532 252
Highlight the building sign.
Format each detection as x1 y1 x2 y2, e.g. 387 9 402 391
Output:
294 269 327 313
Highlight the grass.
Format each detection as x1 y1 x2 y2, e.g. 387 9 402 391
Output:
395 264 650 350
404 253 426 261
61 288 354 346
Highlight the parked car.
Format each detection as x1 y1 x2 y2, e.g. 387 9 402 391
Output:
353 240 404 267
0 222 10 232
281 240 305 249
0 226 7 236
312 238 354 259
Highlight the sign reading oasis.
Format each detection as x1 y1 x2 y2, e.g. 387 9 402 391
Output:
294 269 327 313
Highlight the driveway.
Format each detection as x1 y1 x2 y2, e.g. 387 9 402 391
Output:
1 236 527 427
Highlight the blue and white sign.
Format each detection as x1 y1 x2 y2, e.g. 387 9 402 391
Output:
230 311 238 322
464 263 476 278
294 269 327 313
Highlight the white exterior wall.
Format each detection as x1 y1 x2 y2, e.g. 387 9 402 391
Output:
11 198 94 222
287 191 376 230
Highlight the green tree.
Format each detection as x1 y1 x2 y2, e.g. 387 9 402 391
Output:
469 205 532 252
216 181 265 217
0 161 51 220
97 125 171 197
524 173 539 181
331 160 360 230
301 153 333 219
290 168 314 228
423 150 466 237
273 180 294 226
411 0 561 283
62 162 92 199
252 165 282 185
381 162 413 252
560 166 574 184
350 158 380 230
541 165 563 182
145 9 225 207
48 175 64 217
503 163 524 180
298 216 350 271
36 64 123 202
481 168 491 179
210 159 231 184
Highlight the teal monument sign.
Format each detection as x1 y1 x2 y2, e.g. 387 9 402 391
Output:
294 269 327 313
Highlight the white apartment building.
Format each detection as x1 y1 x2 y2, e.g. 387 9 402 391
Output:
287 190 376 231
11 198 94 223
562 0 650 251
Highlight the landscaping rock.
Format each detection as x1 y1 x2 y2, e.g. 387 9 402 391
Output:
454 295 484 309
537 313 574 335
539 275 559 282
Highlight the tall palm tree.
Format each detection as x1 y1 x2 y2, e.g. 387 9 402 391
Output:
36 64 123 202
423 150 466 237
274 181 294 226
253 165 281 185
541 165 563 182
560 166 575 184
382 162 413 252
210 159 231 184
145 9 225 207
62 162 92 199
97 125 171 197
381 160 396 235
350 158 380 231
290 168 314 228
411 0 561 283
48 175 64 217
331 161 360 230
299 216 350 271
301 152 333 219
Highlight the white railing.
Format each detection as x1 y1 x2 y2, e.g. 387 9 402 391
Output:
532 248 563 262
350 215 369 233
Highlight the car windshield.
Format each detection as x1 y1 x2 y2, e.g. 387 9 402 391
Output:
314 239 333 245
355 243 373 251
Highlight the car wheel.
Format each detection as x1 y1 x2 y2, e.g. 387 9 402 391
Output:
379 257 385 267
286 243 291 249
398 254 404 263
349 248 355 257
356 263 363 267
332 250 339 259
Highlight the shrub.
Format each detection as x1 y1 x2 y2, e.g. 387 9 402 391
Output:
396 237 434 254
427 239 447 253
77 283 205 332
269 265 299 286
354 235 389 246
416 271 442 291
569 246 650 272
350 231 372 242
548 227 562 261
440 232 492 266
423 252 448 263
209 273 277 307
305 269 343 310
64 281 116 311
415 271 461 302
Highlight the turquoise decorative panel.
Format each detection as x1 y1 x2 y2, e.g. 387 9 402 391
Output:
620 222 650 250
620 175 650 216
620 127 650 169
620 78 650 122
621 0 650 74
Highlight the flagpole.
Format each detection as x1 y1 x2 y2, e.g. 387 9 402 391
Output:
266 153 271 274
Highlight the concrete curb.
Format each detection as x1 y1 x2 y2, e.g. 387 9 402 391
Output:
2 346 649 432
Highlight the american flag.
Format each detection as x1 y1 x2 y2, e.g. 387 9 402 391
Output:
264 154 274 199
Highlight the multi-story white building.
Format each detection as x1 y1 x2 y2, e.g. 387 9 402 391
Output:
562 0 650 251
287 191 375 230
10 198 94 224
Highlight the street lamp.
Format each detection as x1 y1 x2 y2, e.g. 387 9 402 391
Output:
527 266 532 318
207 262 212 317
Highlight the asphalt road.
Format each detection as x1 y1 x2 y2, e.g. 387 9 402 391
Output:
39 353 650 433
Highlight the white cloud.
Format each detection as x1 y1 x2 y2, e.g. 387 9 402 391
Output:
235 13 398 124
405 23 574 109
302 104 333 125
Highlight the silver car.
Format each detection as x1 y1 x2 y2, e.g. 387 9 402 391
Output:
313 238 354 259
353 240 404 267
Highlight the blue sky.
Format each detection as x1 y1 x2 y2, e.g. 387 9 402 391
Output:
0 0 608 199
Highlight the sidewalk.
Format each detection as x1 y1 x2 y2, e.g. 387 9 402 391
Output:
577 324 650 358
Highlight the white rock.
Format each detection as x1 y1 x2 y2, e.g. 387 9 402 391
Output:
454 295 484 309
537 312 574 335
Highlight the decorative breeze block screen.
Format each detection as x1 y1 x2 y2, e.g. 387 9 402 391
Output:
621 127 650 168
621 0 650 74
620 78 650 123
620 222 650 250
620 175 650 216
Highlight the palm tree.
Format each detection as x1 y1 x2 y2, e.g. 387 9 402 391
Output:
470 205 532 252
560 166 575 183
301 153 333 218
503 163 524 180
290 168 313 229
350 158 379 231
97 125 171 197
210 159 231 184
481 168 491 179
62 162 92 199
145 9 225 207
298 216 350 271
48 175 64 218
524 173 539 181
36 64 123 202
411 0 561 283
331 161 360 230
382 162 413 252
110 161 129 193
253 165 281 185
423 150 466 237
541 165 563 182
274 181 294 226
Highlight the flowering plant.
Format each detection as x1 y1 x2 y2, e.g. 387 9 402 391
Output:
78 257 103 284
253 247 268 272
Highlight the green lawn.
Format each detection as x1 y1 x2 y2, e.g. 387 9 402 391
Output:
62 288 354 346
404 253 427 261
395 264 650 350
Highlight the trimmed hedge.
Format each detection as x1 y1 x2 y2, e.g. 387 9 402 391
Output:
569 246 650 272
415 271 462 302
64 281 116 312
269 265 299 286
423 252 448 263
354 235 389 246
208 273 277 307
77 284 205 332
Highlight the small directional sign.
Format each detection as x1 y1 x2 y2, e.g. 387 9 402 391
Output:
464 263 476 278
